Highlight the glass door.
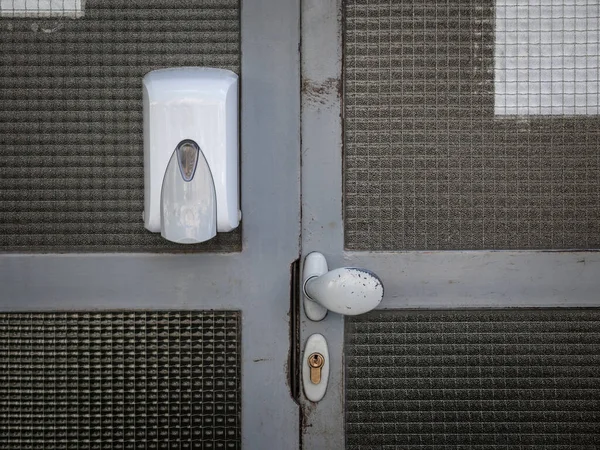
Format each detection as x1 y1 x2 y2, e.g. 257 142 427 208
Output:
299 0 600 448
0 0 301 448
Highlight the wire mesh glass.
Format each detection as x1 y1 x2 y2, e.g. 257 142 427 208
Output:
344 0 600 250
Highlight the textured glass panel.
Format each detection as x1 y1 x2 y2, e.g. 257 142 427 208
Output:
344 0 600 250
346 309 600 449
0 0 241 252
495 0 600 116
0 0 83 18
0 310 241 449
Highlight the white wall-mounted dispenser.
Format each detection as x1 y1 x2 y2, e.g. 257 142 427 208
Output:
143 67 240 244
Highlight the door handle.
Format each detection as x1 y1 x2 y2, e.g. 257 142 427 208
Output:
302 252 384 321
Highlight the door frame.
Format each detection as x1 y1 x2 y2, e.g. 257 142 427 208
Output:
300 0 600 448
0 0 301 448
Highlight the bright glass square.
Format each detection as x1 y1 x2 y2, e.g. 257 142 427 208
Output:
495 0 599 115
0 0 83 17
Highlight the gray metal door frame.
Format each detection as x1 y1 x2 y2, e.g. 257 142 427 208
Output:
0 0 301 448
299 0 600 448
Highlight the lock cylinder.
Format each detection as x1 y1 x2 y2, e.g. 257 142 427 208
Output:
308 352 325 384
302 334 329 402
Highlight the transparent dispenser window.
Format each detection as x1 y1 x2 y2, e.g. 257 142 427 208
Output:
176 140 200 182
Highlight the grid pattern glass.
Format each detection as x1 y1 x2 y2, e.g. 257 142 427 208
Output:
495 0 600 115
346 309 600 449
0 0 240 252
0 0 83 18
0 311 241 449
344 0 600 250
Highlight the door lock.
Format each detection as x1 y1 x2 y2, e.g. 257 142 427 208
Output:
308 352 325 384
302 334 329 402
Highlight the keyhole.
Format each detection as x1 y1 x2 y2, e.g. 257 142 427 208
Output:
309 352 324 369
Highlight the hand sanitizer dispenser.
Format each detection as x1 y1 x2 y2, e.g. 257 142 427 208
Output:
143 67 240 243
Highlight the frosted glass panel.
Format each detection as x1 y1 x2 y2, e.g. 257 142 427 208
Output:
495 0 600 115
0 0 83 17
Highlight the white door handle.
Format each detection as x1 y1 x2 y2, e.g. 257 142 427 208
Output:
302 252 384 321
